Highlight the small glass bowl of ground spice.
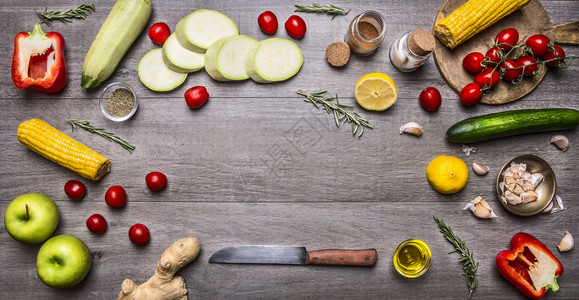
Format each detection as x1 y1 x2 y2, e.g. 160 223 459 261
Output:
99 82 138 122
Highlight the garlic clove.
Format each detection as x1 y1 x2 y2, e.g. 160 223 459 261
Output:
505 192 522 205
464 196 497 218
504 176 516 185
520 191 538 203
551 135 569 151
541 200 553 213
557 231 574 252
472 163 489 176
399 122 422 136
530 173 543 190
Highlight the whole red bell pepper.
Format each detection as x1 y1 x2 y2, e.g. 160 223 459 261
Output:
496 232 564 298
11 24 67 93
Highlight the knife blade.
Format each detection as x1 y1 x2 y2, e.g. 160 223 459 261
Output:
209 245 377 266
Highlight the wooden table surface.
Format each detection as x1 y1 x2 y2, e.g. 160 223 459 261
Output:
1 1 577 299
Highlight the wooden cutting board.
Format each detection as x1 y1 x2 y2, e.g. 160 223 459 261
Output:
432 0 579 104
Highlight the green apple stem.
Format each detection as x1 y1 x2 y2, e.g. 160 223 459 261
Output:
25 204 29 221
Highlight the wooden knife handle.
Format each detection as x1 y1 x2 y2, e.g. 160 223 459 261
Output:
549 21 579 45
306 249 377 266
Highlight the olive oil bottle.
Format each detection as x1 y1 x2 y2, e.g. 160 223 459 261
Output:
393 239 431 278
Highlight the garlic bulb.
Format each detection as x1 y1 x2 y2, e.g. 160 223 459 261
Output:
501 162 542 205
399 122 422 136
472 163 489 176
463 196 497 218
551 135 569 151
557 231 574 252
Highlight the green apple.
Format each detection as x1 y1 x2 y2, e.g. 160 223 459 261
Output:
4 193 59 244
37 234 92 288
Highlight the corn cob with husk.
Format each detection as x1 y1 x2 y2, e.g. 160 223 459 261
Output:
17 118 110 181
434 0 531 49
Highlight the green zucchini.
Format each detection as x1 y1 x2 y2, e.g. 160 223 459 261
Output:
81 0 152 88
446 108 579 143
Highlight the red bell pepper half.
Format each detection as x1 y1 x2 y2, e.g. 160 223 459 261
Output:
11 24 67 93
496 232 564 298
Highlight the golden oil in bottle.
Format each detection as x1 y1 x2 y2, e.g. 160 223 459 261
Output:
393 239 431 278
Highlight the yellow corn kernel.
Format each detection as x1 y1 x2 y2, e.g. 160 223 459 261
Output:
434 0 531 49
17 119 110 181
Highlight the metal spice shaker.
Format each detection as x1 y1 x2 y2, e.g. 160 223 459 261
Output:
389 28 436 72
344 11 386 56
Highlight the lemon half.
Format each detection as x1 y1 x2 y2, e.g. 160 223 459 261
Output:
354 72 397 111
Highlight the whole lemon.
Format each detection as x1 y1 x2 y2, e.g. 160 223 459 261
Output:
426 155 468 194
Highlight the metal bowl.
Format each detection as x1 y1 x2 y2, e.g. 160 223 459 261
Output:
496 154 556 216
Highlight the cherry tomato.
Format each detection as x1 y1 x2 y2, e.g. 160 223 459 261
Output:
258 11 278 35
459 83 483 105
484 47 503 66
285 15 306 38
419 87 442 111
129 223 150 245
494 28 519 52
475 68 500 90
146 171 167 191
86 214 107 234
525 34 551 57
105 185 127 208
64 180 87 200
148 22 171 46
462 52 485 74
185 86 209 109
544 45 566 67
516 55 538 77
501 59 522 81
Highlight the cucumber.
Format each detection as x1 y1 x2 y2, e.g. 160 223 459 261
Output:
204 35 258 81
175 9 239 53
138 49 188 92
245 38 303 83
446 108 579 143
162 33 205 73
81 0 152 88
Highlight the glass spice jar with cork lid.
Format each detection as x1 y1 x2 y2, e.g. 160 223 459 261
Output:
389 28 436 72
344 11 386 56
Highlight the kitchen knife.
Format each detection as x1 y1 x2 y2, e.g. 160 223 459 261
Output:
209 245 377 266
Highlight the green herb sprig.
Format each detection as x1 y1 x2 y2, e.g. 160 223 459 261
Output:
67 119 135 153
294 4 350 20
297 90 372 137
434 216 479 299
36 3 95 25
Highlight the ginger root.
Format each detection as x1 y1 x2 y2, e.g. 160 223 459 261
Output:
118 237 200 300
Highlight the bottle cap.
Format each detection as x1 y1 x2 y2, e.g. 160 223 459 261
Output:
408 28 436 56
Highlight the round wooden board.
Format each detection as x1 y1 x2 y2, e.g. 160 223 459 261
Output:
432 0 551 105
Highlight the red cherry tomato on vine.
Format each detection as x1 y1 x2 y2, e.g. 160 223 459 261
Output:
146 171 167 191
485 47 502 66
516 55 538 77
285 15 307 38
475 68 500 90
86 214 107 234
148 22 171 46
501 59 522 81
105 185 127 208
419 87 442 111
185 86 209 109
64 180 87 200
258 11 278 35
460 83 483 106
463 52 485 74
544 45 566 67
525 34 551 57
129 223 150 245
494 28 519 52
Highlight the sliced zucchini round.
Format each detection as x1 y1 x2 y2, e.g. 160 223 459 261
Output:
175 9 239 53
162 33 205 73
205 35 258 81
245 38 303 83
138 49 188 92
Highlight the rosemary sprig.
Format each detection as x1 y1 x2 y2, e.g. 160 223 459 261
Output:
36 3 95 25
434 216 479 300
297 89 372 137
294 4 350 20
66 119 135 153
